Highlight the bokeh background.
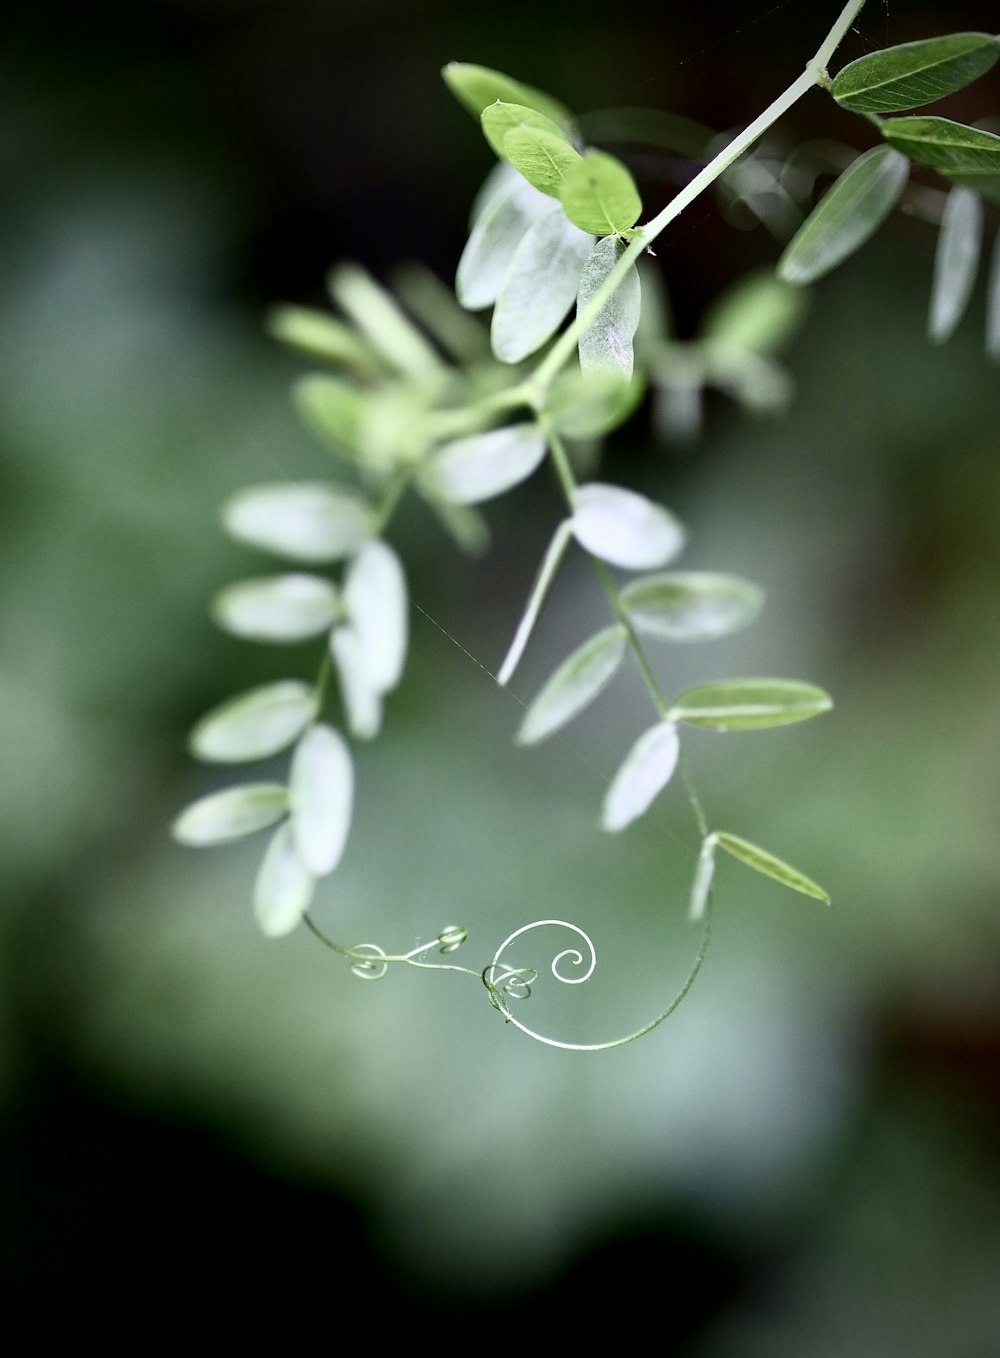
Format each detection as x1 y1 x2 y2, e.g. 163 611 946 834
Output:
2 0 999 1346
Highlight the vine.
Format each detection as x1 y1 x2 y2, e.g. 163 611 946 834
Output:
173 2 1000 1047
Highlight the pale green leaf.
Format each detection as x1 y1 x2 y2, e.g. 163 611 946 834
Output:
700 272 808 355
497 519 573 686
172 784 288 847
480 101 569 161
212 575 340 643
502 123 582 196
289 724 353 876
390 263 492 362
330 626 382 741
601 721 679 832
882 117 1000 203
688 837 717 922
222 482 371 563
571 482 686 570
491 209 593 363
189 681 317 763
423 496 492 555
620 571 764 642
929 186 983 343
544 368 644 439
777 146 909 285
254 823 316 938
987 227 1000 361
442 62 572 134
577 236 642 379
293 375 366 456
715 831 831 903
456 171 553 309
831 33 1000 114
424 423 546 505
558 151 642 236
342 539 408 695
265 307 381 376
517 625 626 745
328 264 442 379
669 678 833 730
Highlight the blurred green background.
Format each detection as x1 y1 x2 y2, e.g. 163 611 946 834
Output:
2 0 999 1346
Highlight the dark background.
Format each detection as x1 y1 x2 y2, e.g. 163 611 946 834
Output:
2 1 999 1347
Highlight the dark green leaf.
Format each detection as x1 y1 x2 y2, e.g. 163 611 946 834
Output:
517 625 626 745
831 33 1000 113
715 831 831 903
669 679 833 730
777 146 909 285
929 186 983 343
882 117 1000 203
559 152 642 236
491 209 593 363
620 572 764 642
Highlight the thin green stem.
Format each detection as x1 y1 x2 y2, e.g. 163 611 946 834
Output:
530 0 867 397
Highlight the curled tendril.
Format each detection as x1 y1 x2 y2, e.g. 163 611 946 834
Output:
347 943 389 980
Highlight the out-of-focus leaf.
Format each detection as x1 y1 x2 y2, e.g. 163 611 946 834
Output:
189 681 318 763
517 625 626 745
172 784 289 846
497 519 573 686
442 62 572 134
601 721 680 832
559 152 642 236
330 626 382 740
503 124 582 196
700 272 808 355
688 837 717 922
831 33 1000 113
929 186 983 343
423 496 492 554
293 375 366 455
342 540 408 695
289 725 353 876
265 307 382 376
390 264 492 362
211 575 340 643
328 264 442 379
222 482 371 563
577 237 642 379
456 172 553 310
882 117 1000 203
987 227 1000 361
254 823 316 938
777 146 909 285
481 102 569 161
545 368 644 439
424 423 546 505
715 831 831 903
620 571 764 642
571 482 685 570
669 679 833 730
491 209 593 363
